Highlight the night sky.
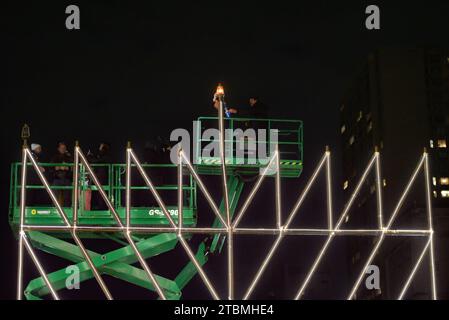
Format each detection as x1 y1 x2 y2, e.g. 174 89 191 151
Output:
1 1 449 299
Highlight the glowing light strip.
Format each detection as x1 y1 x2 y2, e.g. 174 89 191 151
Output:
424 153 437 300
295 153 377 300
218 99 234 300
232 152 278 228
244 151 328 299
181 152 228 228
375 152 384 229
398 237 431 300
26 147 113 300
16 140 437 300
22 233 59 300
80 147 166 300
326 150 333 230
16 148 27 300
347 154 426 300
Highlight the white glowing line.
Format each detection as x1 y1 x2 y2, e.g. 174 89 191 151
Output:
244 151 328 300
295 153 377 300
22 234 59 300
181 151 228 227
232 152 278 228
178 236 220 299
79 148 166 300
17 148 27 300
398 238 431 300
347 154 426 300
424 153 438 300
275 150 282 229
375 152 384 229
27 147 113 299
326 151 333 230
16 139 437 301
285 152 328 228
126 148 132 229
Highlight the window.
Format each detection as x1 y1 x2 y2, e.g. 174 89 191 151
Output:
433 191 438 198
343 180 349 190
433 177 437 186
341 125 346 134
437 139 447 148
349 135 355 146
382 179 387 187
441 190 449 198
430 140 434 148
440 177 449 185
357 111 363 122
367 121 373 133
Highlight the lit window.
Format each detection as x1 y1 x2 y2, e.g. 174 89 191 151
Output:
433 191 438 198
433 177 437 186
343 180 349 190
430 140 434 148
382 179 387 187
357 111 363 122
349 135 355 145
341 125 346 134
437 139 447 148
440 177 449 185
441 190 449 198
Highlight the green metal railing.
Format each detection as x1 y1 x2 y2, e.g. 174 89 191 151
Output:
9 162 197 231
195 116 303 177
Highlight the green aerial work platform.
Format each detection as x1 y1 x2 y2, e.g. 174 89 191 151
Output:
9 116 303 299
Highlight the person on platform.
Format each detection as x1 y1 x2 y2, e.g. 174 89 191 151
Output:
89 142 111 210
51 142 73 207
29 143 46 205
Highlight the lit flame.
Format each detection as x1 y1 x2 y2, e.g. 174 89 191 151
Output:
216 83 225 96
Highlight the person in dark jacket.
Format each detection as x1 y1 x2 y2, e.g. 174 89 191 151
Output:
90 142 111 210
51 142 73 207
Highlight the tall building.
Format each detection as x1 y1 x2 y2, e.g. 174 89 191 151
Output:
340 48 449 299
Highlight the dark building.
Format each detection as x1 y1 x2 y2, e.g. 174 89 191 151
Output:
340 48 449 299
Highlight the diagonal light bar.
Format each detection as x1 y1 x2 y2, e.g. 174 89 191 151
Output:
78 147 166 299
22 232 59 300
398 237 431 300
25 147 113 299
295 152 377 300
180 151 228 227
232 152 278 228
347 153 425 300
174 149 220 299
16 136 437 300
126 146 220 299
243 150 328 299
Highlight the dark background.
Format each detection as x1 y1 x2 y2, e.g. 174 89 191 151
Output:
1 1 449 299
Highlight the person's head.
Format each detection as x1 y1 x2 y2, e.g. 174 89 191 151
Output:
249 96 259 107
31 143 42 154
99 142 110 154
57 142 67 154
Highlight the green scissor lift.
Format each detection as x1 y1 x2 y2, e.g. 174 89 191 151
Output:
9 117 303 299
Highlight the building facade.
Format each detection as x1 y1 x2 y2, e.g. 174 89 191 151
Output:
340 48 449 299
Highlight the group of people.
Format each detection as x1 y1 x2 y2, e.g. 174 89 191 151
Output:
29 141 111 208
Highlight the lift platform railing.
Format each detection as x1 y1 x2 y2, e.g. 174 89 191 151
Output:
9 161 197 232
195 116 303 177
